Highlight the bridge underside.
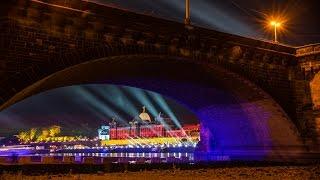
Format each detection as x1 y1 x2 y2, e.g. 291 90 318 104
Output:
1 55 305 160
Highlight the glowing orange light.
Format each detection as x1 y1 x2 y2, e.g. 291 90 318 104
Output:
270 21 281 27
269 20 283 43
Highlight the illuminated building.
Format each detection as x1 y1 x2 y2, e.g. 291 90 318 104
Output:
102 107 200 145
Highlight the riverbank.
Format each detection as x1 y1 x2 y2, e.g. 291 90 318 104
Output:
1 165 319 179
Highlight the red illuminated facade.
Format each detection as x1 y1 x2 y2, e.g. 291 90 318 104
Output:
108 107 200 140
110 124 199 140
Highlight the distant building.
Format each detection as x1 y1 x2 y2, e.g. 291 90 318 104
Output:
107 107 200 140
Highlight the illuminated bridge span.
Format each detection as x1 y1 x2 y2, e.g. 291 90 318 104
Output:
0 0 320 160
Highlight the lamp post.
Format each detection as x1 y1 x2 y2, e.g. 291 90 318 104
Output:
270 21 281 43
185 0 190 25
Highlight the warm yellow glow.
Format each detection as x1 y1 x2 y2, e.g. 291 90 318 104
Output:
268 18 284 43
270 21 281 27
16 125 64 143
101 136 200 146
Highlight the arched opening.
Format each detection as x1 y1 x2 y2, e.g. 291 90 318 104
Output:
0 84 201 161
0 55 303 161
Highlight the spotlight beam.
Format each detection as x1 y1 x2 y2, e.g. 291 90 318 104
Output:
76 87 129 126
95 85 139 117
150 92 182 129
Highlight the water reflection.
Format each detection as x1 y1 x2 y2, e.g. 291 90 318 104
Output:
35 152 194 161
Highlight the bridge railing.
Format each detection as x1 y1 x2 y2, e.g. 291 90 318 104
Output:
296 43 320 57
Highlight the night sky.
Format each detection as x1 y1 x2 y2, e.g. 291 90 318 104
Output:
0 0 319 136
0 85 198 137
93 0 320 45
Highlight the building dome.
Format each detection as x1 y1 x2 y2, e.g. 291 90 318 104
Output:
139 106 151 122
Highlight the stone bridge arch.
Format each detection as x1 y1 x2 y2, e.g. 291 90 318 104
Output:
1 0 319 159
0 54 304 160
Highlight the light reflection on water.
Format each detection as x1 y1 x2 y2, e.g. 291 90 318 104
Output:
35 152 194 160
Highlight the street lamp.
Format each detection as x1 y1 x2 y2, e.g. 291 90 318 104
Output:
185 0 190 25
270 21 281 43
